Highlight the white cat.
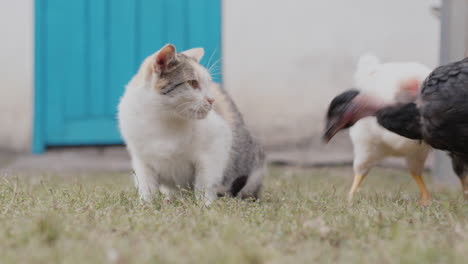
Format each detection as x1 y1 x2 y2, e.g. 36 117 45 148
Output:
118 44 265 205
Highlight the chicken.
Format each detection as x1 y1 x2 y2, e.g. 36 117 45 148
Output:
345 55 432 205
323 57 468 200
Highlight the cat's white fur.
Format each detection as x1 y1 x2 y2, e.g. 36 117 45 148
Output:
118 46 231 205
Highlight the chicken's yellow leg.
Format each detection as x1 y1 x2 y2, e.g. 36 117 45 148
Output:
460 175 468 200
348 174 366 202
411 173 431 206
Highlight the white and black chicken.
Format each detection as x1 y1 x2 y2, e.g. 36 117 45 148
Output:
324 57 468 202
329 54 432 205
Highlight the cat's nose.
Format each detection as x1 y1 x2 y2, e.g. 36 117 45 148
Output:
206 97 215 105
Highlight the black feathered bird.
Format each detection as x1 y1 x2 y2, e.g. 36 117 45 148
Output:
324 57 468 200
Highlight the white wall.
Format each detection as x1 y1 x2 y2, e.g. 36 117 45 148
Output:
223 0 440 151
0 0 33 152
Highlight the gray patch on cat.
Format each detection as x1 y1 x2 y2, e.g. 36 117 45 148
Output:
158 54 197 96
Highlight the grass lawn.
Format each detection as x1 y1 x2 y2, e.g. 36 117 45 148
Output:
0 166 467 264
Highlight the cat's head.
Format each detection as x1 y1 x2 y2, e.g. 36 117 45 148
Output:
145 44 215 120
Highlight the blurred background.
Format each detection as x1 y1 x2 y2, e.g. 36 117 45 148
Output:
0 0 465 176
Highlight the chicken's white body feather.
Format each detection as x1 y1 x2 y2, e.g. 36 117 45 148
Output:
349 54 432 200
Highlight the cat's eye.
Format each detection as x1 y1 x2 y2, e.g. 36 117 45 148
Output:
187 80 200 89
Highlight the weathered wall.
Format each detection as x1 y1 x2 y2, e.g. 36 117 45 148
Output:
223 0 440 159
0 0 34 152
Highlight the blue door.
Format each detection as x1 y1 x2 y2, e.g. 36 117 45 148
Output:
33 0 222 153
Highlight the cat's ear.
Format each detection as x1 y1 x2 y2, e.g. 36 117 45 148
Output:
182 48 204 62
154 44 177 74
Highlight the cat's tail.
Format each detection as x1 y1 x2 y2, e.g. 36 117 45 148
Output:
229 176 248 197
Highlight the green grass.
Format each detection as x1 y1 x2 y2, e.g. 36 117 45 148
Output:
0 166 467 264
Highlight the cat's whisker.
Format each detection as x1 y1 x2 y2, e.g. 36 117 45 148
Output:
209 68 221 74
209 56 222 67
193 103 201 119
175 101 199 118
208 58 223 75
176 106 190 115
206 56 219 72
196 102 206 119
208 65 220 76
206 48 218 71
175 101 195 110
209 68 222 78
180 105 196 116
209 62 221 69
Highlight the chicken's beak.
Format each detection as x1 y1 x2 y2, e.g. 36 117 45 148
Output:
322 105 357 143
323 117 346 143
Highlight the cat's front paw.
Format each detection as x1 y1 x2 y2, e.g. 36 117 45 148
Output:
199 191 217 207
139 192 153 203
